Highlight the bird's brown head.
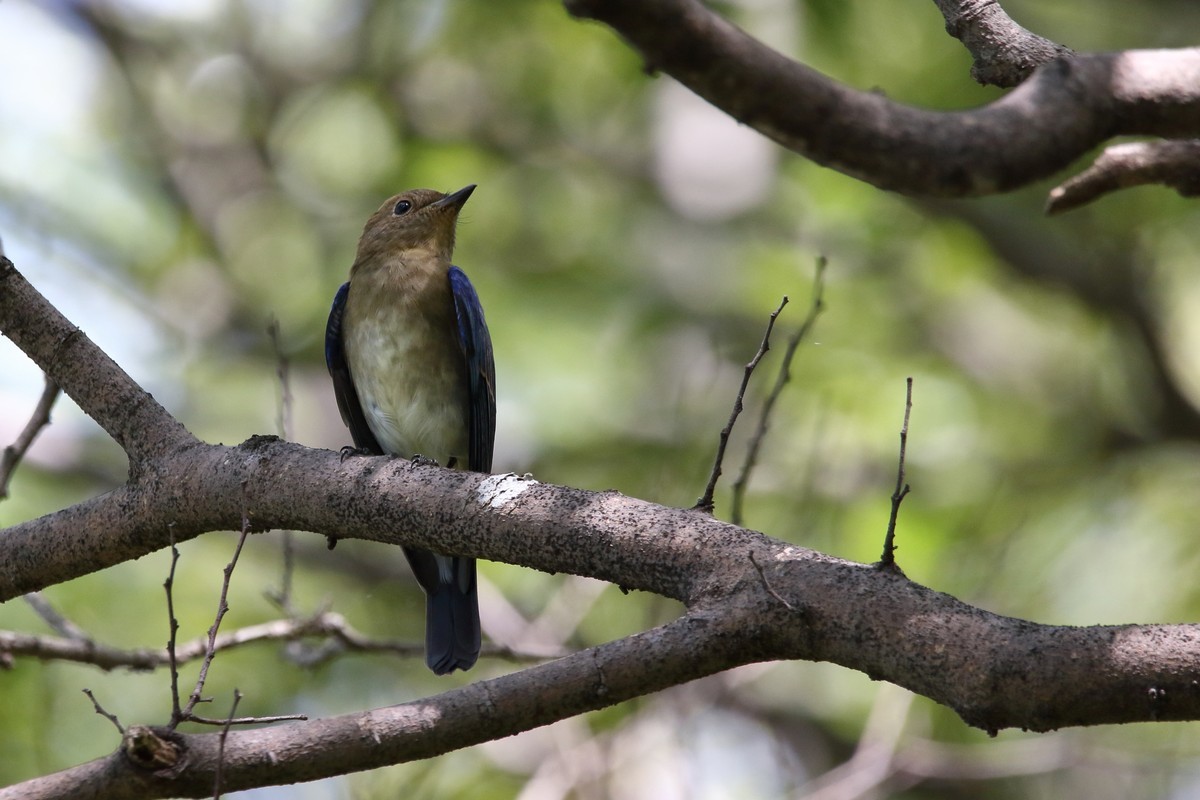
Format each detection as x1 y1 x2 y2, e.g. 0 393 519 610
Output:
352 185 475 272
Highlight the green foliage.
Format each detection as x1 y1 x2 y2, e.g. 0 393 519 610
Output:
2 0 1200 796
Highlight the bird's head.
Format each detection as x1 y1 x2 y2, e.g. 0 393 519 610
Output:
352 184 475 271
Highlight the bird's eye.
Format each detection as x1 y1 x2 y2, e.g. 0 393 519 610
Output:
393 200 412 216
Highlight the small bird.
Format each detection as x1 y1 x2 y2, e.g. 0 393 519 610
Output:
325 184 495 675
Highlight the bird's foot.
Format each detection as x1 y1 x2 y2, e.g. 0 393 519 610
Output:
410 454 440 468
339 446 371 463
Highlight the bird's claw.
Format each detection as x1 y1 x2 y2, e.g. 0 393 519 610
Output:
410 454 440 468
340 446 370 463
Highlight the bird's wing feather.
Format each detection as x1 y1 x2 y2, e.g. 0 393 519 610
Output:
448 266 496 472
325 281 383 455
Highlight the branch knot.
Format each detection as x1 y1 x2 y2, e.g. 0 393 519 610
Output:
123 725 187 776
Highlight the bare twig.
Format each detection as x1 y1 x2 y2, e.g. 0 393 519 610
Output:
183 711 307 727
266 318 297 613
800 683 915 798
165 525 183 723
269 529 297 615
179 502 253 725
695 296 789 514
266 318 294 446
23 590 89 641
880 378 914 568
213 689 243 799
1047 140 1200 214
731 258 827 526
0 373 61 500
748 551 793 610
82 688 124 733
0 611 559 671
161 496 309 730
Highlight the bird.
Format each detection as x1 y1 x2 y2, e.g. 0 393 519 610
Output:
324 184 495 675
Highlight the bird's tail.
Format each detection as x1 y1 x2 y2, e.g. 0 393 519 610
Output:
424 556 481 675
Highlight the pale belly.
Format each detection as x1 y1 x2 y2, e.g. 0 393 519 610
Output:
344 305 467 465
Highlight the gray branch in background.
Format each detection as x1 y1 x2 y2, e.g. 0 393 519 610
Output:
565 0 1200 206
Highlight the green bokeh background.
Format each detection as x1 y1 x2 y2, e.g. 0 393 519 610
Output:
2 0 1200 797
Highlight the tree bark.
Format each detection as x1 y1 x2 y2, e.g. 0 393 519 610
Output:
565 0 1200 199
5 252 1200 798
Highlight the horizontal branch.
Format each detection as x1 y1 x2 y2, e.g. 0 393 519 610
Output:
4 256 1200 797
0 612 557 672
2 611 740 800
564 0 1200 197
4 432 1200 736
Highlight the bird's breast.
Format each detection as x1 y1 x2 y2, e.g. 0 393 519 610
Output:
342 282 468 464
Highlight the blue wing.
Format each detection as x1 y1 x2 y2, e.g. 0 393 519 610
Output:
449 266 496 473
324 281 382 455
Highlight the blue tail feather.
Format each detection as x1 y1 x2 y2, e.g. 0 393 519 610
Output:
423 560 481 675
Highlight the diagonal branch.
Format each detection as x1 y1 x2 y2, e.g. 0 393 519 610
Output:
730 258 826 526
564 0 1200 197
0 258 196 466
1046 140 1200 213
0 611 742 800
0 373 60 499
694 296 789 514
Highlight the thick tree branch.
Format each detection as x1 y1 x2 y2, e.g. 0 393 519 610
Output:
5 256 1200 796
4 257 1200 729
0 259 196 468
1 611 742 800
564 0 1200 197
930 0 1074 87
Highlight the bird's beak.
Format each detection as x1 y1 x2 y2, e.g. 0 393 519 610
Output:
433 184 476 210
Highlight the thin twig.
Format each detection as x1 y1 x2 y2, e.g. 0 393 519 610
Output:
266 318 296 613
0 612 561 671
186 711 306 727
0 373 61 500
879 378 914 568
23 590 90 641
799 683 914 799
268 529 297 615
694 296 789 514
213 689 243 799
82 688 124 733
748 552 793 610
731 257 827 526
165 524 183 724
180 499 253 724
266 318 294 446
